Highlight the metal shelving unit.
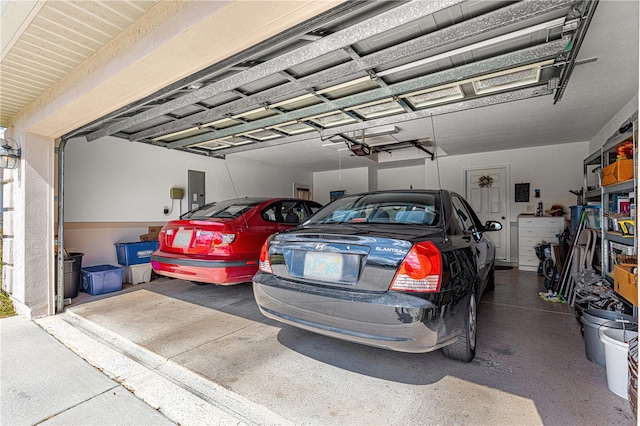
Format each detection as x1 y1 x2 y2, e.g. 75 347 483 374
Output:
599 118 637 307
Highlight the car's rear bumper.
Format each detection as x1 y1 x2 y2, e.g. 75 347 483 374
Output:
151 251 258 285
253 272 463 353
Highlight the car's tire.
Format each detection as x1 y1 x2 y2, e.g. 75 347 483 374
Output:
486 266 495 292
442 291 477 362
189 280 209 286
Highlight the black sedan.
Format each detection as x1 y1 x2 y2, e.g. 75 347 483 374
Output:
253 190 502 362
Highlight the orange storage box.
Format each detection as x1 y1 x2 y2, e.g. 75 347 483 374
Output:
614 264 638 306
601 159 634 186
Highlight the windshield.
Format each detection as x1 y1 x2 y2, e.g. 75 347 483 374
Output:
181 199 262 220
307 192 441 226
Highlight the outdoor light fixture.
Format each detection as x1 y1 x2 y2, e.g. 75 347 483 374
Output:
0 137 21 169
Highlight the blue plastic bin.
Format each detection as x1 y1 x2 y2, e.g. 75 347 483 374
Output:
115 241 159 265
80 265 124 295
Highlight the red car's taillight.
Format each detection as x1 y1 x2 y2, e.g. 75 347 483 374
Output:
390 241 441 292
211 232 235 246
259 239 272 273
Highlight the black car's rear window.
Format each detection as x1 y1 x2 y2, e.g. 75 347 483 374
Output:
307 192 441 226
181 199 262 220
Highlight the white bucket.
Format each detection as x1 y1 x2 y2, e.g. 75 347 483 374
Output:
600 328 639 399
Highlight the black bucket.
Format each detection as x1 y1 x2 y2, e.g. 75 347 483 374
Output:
55 252 84 299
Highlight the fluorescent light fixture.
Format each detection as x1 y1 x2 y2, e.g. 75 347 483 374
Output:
377 17 566 77
353 126 400 138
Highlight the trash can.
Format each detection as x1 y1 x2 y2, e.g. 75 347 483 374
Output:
55 252 84 299
600 327 638 399
580 309 637 365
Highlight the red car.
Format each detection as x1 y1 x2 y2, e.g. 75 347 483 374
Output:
151 197 322 285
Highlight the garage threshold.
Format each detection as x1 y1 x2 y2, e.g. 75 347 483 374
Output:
38 272 635 425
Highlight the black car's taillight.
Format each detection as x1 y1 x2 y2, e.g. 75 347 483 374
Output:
390 241 441 292
259 239 272 273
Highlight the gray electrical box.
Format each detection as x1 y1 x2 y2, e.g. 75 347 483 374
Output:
170 187 184 200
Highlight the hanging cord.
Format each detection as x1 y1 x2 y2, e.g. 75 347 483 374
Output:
429 114 443 192
429 114 447 243
163 198 176 216
225 159 249 229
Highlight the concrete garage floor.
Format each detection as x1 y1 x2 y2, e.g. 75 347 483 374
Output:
44 269 635 425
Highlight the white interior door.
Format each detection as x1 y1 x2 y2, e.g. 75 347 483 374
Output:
466 167 508 261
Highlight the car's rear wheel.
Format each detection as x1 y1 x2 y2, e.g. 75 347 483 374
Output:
442 291 477 362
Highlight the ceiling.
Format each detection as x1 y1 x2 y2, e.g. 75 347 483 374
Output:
1 0 638 172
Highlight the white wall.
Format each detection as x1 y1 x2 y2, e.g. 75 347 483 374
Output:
312 141 589 263
425 142 589 217
377 165 425 190
312 167 369 205
589 94 638 153
64 136 313 222
62 136 313 264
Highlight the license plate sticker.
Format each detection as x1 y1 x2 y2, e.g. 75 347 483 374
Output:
173 229 193 248
303 251 343 281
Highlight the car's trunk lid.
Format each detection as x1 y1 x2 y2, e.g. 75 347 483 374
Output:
159 219 238 255
269 225 443 292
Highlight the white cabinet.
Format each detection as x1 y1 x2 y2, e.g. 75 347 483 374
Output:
518 216 564 271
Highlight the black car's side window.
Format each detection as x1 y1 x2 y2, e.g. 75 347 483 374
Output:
451 195 473 234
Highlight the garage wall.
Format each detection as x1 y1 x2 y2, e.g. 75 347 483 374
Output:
377 165 425 190
424 141 589 217
312 167 369 204
62 136 313 265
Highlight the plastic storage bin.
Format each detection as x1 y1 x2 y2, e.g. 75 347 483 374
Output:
123 263 152 284
115 241 159 265
80 265 124 295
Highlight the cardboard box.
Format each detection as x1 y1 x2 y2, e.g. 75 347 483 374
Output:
147 226 162 234
601 159 634 186
614 264 638 306
139 231 160 242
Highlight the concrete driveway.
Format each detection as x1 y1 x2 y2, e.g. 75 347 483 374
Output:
39 270 635 425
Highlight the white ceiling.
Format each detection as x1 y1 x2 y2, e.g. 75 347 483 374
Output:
1 1 638 173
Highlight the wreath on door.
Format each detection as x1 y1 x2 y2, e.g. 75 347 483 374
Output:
478 175 494 188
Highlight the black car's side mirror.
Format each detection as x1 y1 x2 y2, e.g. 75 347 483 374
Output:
484 220 503 232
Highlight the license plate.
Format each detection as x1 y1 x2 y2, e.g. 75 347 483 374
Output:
303 251 343 281
172 229 193 248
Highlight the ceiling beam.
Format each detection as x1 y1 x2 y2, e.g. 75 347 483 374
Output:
165 39 568 149
126 0 573 142
84 0 467 141
204 85 553 158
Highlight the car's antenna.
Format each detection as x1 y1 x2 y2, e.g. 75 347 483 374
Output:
430 114 448 243
225 160 249 229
